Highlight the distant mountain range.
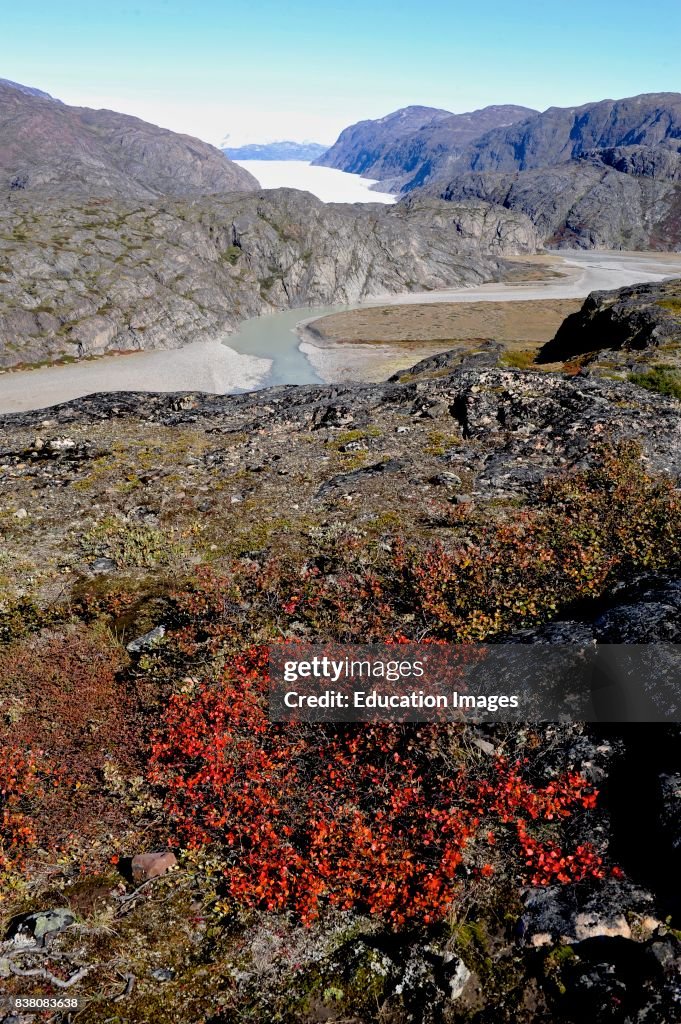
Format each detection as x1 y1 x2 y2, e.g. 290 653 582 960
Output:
222 141 328 161
0 78 257 199
313 104 538 190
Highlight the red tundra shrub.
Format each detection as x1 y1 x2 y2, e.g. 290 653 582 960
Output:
150 647 605 926
0 626 141 851
0 747 53 871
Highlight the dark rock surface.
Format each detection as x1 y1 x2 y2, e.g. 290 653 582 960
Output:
2 363 679 497
537 278 681 364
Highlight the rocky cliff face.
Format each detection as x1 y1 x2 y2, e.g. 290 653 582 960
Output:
313 104 537 189
447 93 681 177
0 79 258 199
422 159 681 249
0 190 538 366
537 277 681 367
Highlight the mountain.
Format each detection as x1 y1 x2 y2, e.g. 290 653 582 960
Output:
407 94 681 249
0 79 258 199
446 92 681 177
222 141 328 160
313 104 537 191
0 189 537 366
421 155 681 249
0 78 60 101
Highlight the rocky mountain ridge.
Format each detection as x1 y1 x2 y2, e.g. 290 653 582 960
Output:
313 104 537 190
0 79 258 199
400 94 681 248
446 93 681 179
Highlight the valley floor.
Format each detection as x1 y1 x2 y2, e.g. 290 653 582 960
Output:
1 250 681 413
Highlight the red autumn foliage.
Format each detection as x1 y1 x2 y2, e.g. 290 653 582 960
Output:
159 442 681 650
0 628 134 777
0 628 142 854
0 747 54 870
150 647 607 926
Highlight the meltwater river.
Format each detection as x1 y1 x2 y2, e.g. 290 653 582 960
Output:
1 250 681 414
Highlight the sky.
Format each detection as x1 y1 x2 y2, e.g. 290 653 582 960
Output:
2 1 681 148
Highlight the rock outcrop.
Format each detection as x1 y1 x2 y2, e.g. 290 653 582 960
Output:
537 278 681 366
3 361 679 490
416 158 681 249
0 78 258 200
0 190 538 367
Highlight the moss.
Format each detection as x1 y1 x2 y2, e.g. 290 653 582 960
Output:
542 944 578 996
658 297 681 313
220 245 242 265
500 347 538 370
424 429 462 456
325 426 382 451
629 364 681 400
81 517 188 569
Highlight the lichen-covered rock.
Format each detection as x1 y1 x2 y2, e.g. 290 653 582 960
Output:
520 880 660 948
537 277 681 365
6 908 76 947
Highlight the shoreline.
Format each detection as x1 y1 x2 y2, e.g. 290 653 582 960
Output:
2 250 681 413
295 250 681 382
0 336 272 415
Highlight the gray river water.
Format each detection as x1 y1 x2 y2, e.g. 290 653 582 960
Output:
2 250 681 414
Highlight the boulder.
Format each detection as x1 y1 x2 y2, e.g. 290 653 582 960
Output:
130 850 178 883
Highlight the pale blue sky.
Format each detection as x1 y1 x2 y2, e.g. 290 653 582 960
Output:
2 1 680 146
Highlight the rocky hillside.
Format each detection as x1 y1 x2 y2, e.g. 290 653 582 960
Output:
400 94 681 249
313 104 537 190
446 93 681 178
0 79 258 199
0 190 538 366
537 277 681 373
0 353 679 1022
421 157 681 249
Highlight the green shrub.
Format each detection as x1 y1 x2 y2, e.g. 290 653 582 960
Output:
629 365 681 400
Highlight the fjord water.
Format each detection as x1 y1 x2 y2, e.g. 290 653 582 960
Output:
3 251 681 414
234 160 397 204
